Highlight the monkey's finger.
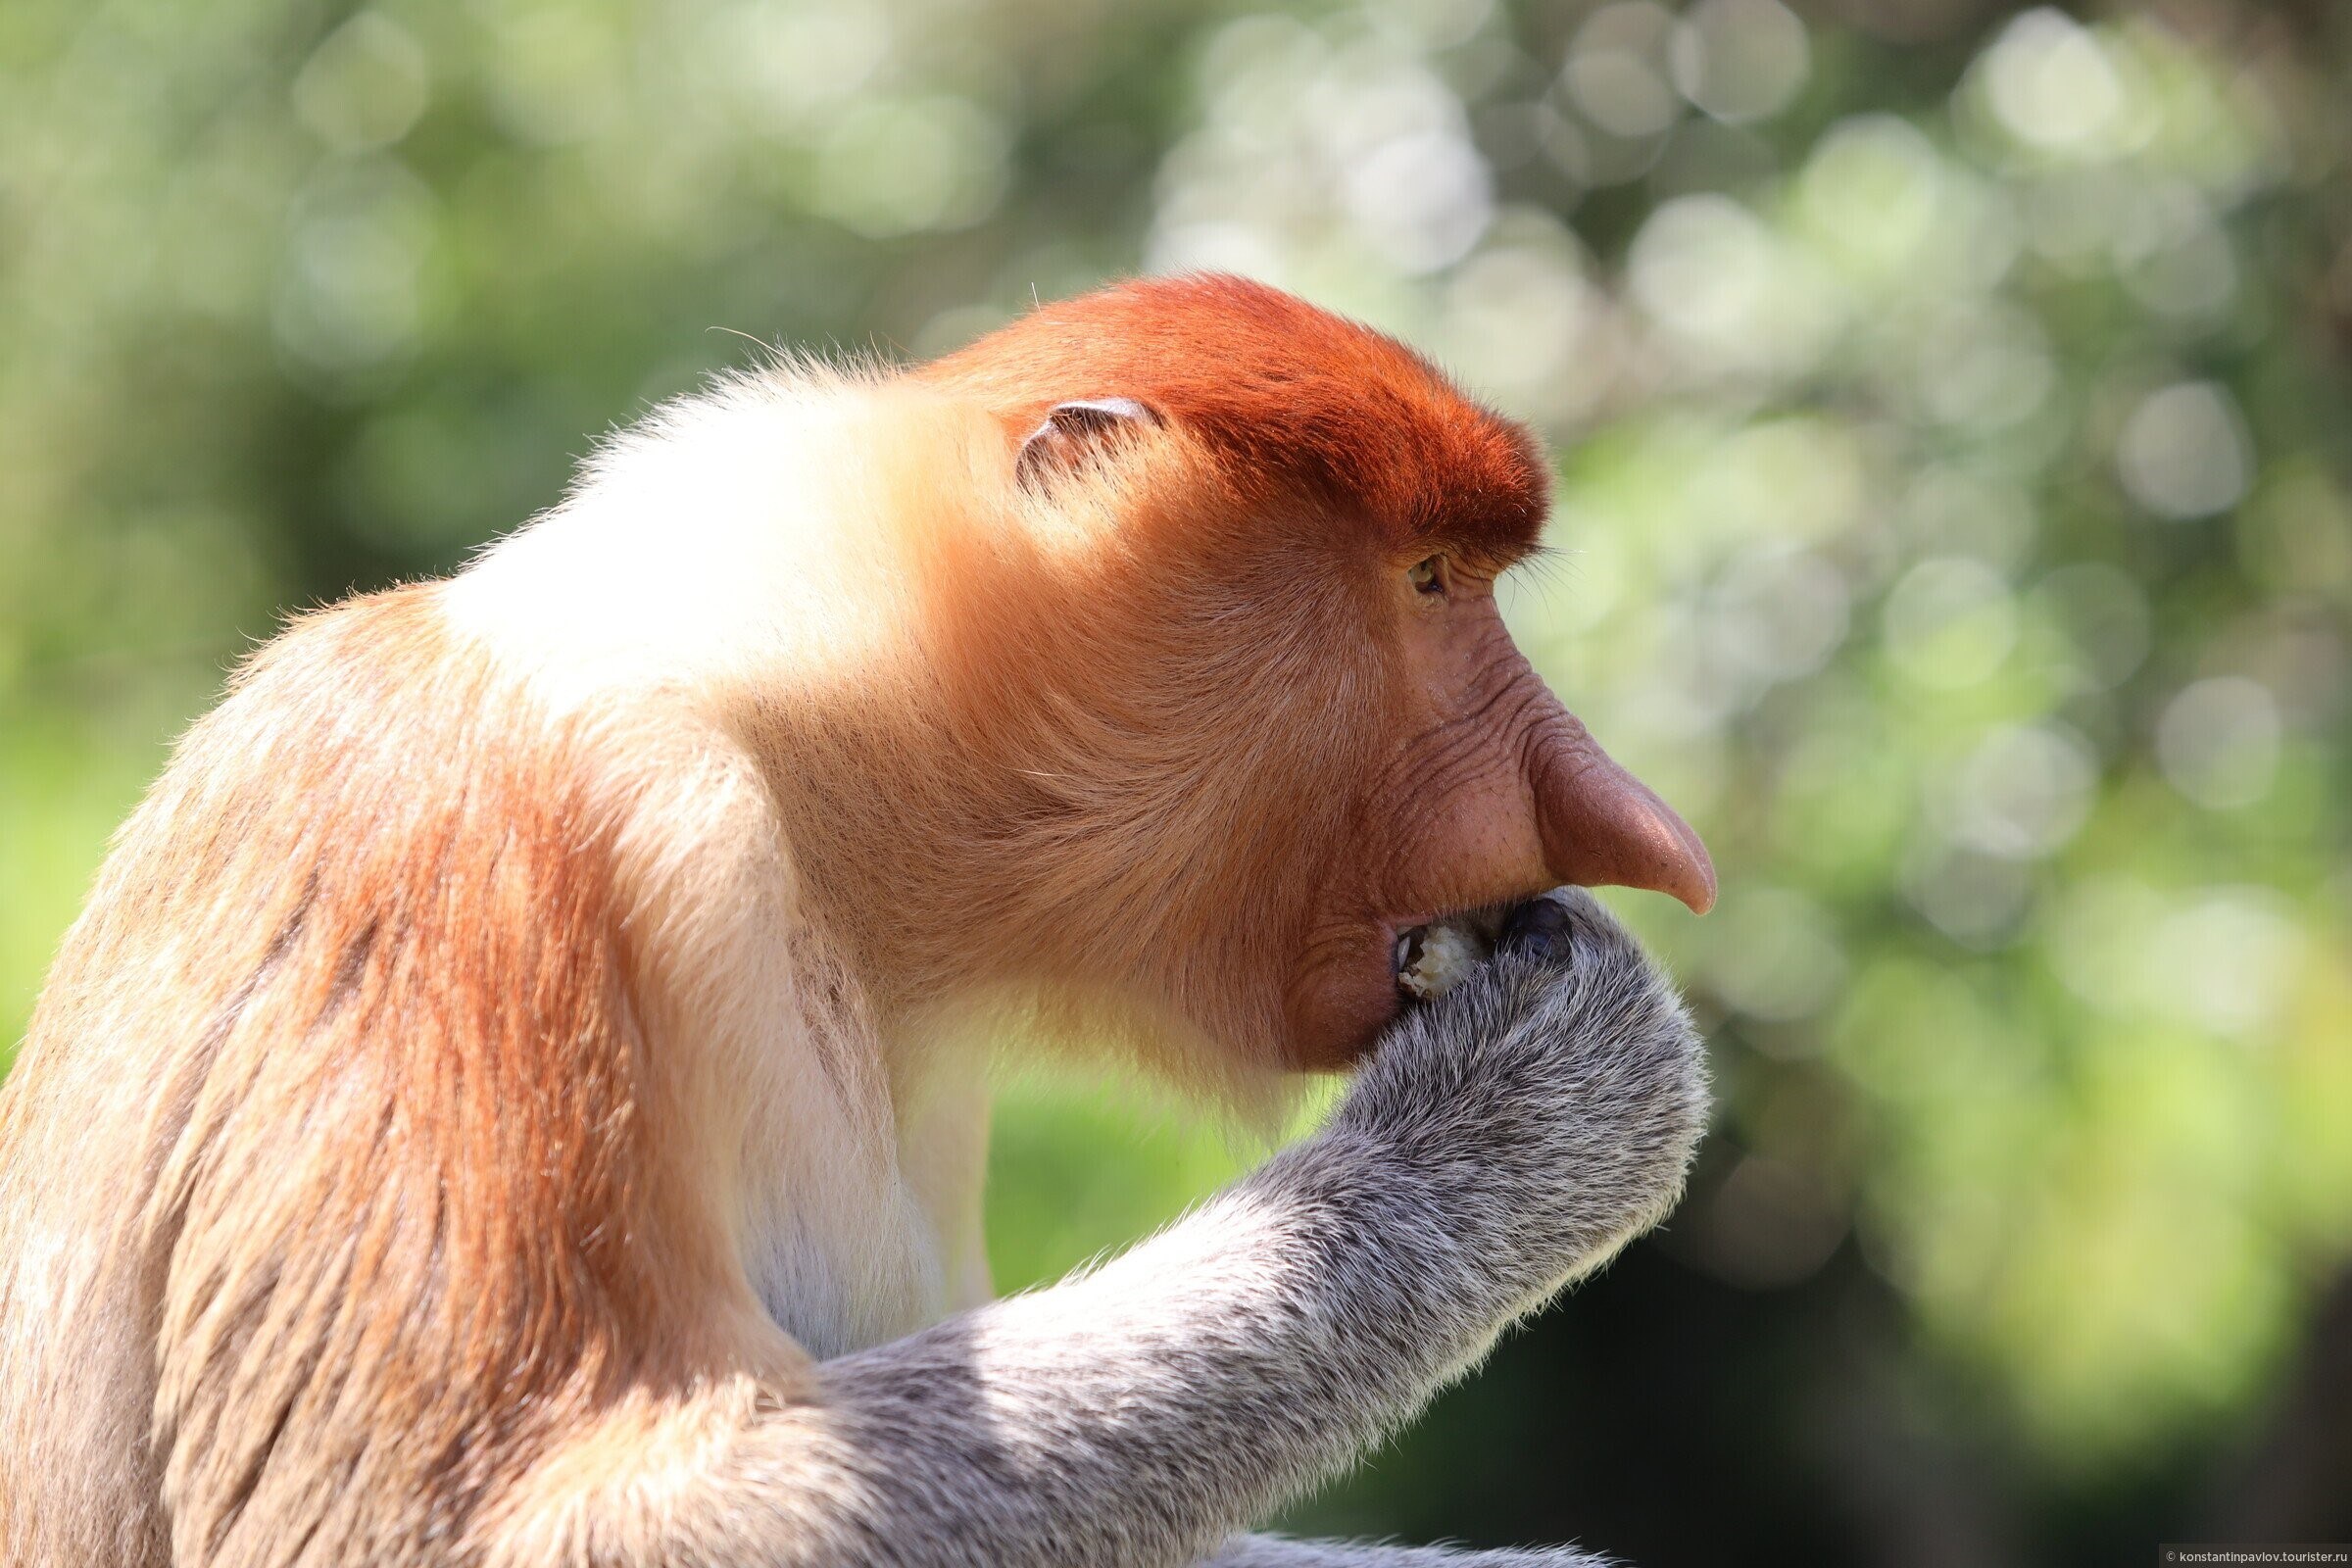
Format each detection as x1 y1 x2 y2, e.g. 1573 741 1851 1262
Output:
1494 893 1576 961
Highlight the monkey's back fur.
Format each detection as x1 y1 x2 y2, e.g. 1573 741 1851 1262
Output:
0 593 708 1560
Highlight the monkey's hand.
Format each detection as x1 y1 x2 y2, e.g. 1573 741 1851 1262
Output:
1328 886 1709 1325
1154 894 1694 1564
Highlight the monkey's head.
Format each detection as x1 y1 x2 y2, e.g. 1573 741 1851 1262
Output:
913 274 1713 1072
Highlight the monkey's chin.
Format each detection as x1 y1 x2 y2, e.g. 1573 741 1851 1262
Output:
1288 896 1536 1067
1285 916 1429 1070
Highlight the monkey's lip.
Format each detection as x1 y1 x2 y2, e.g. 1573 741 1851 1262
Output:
1378 914 1433 975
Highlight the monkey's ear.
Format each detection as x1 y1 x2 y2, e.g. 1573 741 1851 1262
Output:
1015 398 1161 488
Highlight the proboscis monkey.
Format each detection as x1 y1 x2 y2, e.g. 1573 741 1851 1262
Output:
0 275 1716 1568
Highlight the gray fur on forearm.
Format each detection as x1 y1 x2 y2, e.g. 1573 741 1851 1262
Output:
1202 1534 1613 1566
783 894 1704 1568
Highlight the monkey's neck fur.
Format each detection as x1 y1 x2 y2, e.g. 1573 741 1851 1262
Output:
432 365 1322 1345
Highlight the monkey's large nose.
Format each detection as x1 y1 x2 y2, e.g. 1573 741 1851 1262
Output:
1532 713 1717 914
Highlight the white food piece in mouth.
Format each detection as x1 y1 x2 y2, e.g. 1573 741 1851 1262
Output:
1395 919 1492 1002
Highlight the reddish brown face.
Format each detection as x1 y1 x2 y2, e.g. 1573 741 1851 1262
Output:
1286 551 1715 1067
917 270 1712 1070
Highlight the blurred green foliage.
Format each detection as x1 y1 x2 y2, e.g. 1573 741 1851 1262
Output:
4 0 2349 1559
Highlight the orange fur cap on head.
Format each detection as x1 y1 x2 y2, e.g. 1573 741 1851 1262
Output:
922 273 1552 569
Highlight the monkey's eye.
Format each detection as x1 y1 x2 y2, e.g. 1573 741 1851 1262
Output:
1407 556 1446 596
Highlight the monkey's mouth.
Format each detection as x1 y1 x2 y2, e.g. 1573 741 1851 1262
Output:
1389 904 1511 1004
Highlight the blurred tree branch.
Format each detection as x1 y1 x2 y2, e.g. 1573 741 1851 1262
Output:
2213 1265 2352 1538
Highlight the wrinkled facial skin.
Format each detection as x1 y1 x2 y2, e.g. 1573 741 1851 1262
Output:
1285 554 1715 1068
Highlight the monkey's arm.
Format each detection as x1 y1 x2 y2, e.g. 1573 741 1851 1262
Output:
579 894 1698 1568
